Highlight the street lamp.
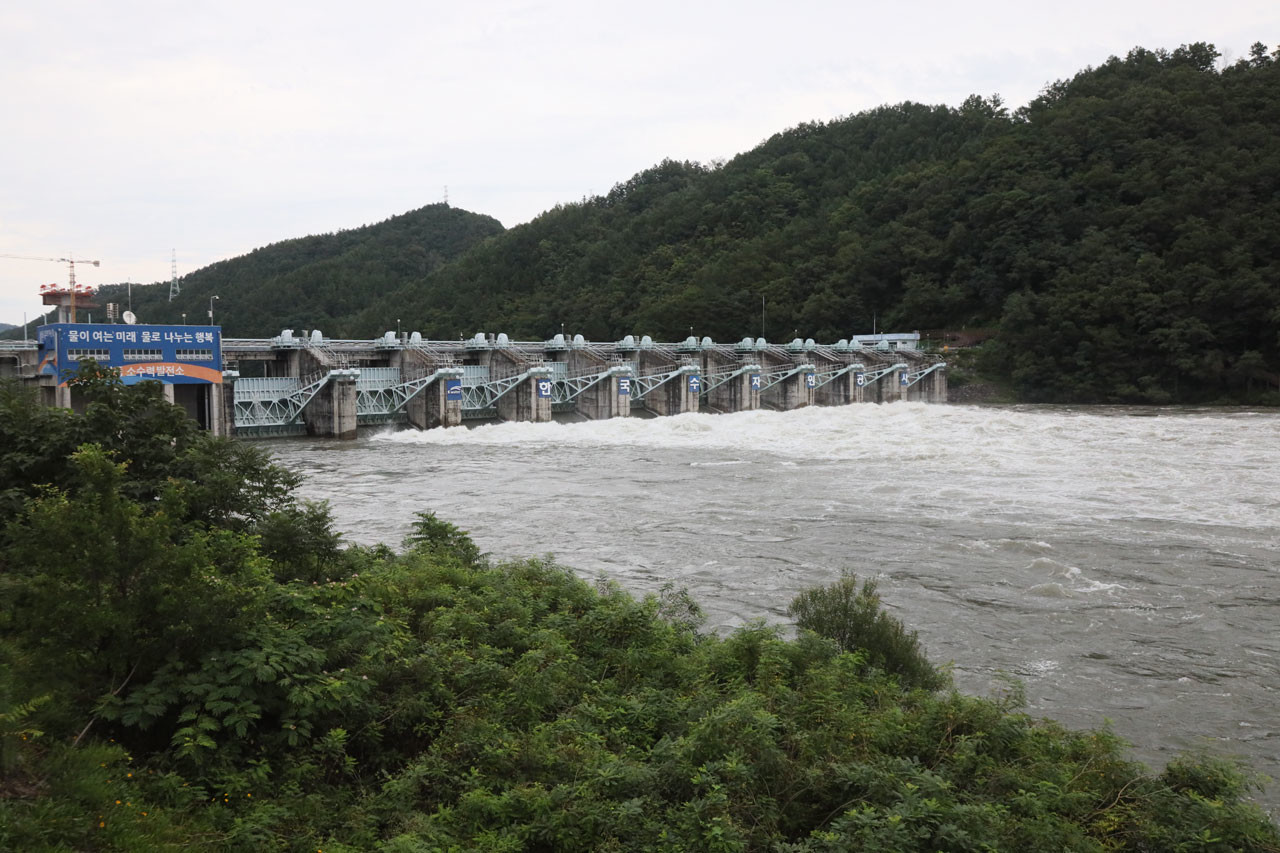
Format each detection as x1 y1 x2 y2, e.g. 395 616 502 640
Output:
181 313 186 325
209 294 219 324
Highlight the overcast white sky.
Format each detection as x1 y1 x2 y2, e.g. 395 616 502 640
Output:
1 1 1275 326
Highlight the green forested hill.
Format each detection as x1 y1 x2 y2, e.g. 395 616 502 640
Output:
93 204 505 338
347 101 997 344
66 42 1280 403
347 42 1278 404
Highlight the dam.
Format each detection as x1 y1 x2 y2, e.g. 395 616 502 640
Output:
224 329 946 438
4 325 947 439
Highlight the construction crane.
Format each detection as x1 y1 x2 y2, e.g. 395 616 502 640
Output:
0 254 101 323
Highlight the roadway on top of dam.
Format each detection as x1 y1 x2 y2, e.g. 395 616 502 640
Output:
219 330 932 362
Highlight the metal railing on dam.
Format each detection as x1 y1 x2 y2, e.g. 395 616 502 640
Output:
219 329 947 439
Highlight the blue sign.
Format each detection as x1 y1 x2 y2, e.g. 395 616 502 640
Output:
688 375 701 393
536 378 553 398
445 379 462 400
37 322 223 386
805 372 817 388
899 371 909 387
750 374 761 390
855 372 865 387
618 377 631 396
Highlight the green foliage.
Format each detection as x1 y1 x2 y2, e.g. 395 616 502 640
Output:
0 381 78 522
0 360 197 523
403 510 483 565
2 445 273 730
256 499 347 582
788 570 949 691
0 687 48 775
0 741 196 851
1 364 1278 849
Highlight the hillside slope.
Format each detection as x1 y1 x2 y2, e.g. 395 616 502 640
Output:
94 203 504 338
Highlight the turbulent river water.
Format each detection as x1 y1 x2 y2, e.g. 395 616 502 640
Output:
263 403 1280 815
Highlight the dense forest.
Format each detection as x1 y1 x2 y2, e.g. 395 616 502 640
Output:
3 368 1278 849
20 41 1280 404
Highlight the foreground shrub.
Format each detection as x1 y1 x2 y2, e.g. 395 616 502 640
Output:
788 569 948 691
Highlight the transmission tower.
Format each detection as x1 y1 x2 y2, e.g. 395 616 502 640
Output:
169 249 179 301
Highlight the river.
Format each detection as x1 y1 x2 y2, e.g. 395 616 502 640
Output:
262 403 1280 816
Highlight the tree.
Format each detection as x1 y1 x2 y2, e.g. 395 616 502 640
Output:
787 569 947 691
1 445 272 737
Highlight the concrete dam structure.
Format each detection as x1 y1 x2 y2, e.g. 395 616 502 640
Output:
3 327 946 439
220 330 947 439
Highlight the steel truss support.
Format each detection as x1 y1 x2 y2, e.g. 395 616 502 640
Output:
461 366 554 411
900 361 946 387
356 367 465 417
811 362 865 389
758 362 817 393
699 363 762 395
631 363 698 401
233 369 357 428
552 364 634 404
857 362 908 387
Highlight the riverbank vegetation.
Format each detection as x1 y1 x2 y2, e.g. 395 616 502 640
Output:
53 41 1279 406
3 372 1278 849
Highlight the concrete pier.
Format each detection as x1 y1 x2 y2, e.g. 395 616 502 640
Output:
217 372 238 437
909 365 947 403
497 366 553 423
642 366 701 416
929 367 947 403
576 367 633 420
706 367 760 413
772 365 816 411
304 368 359 439
407 372 463 429
813 365 863 407
700 347 761 414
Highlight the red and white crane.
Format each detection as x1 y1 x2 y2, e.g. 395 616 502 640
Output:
0 254 101 322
